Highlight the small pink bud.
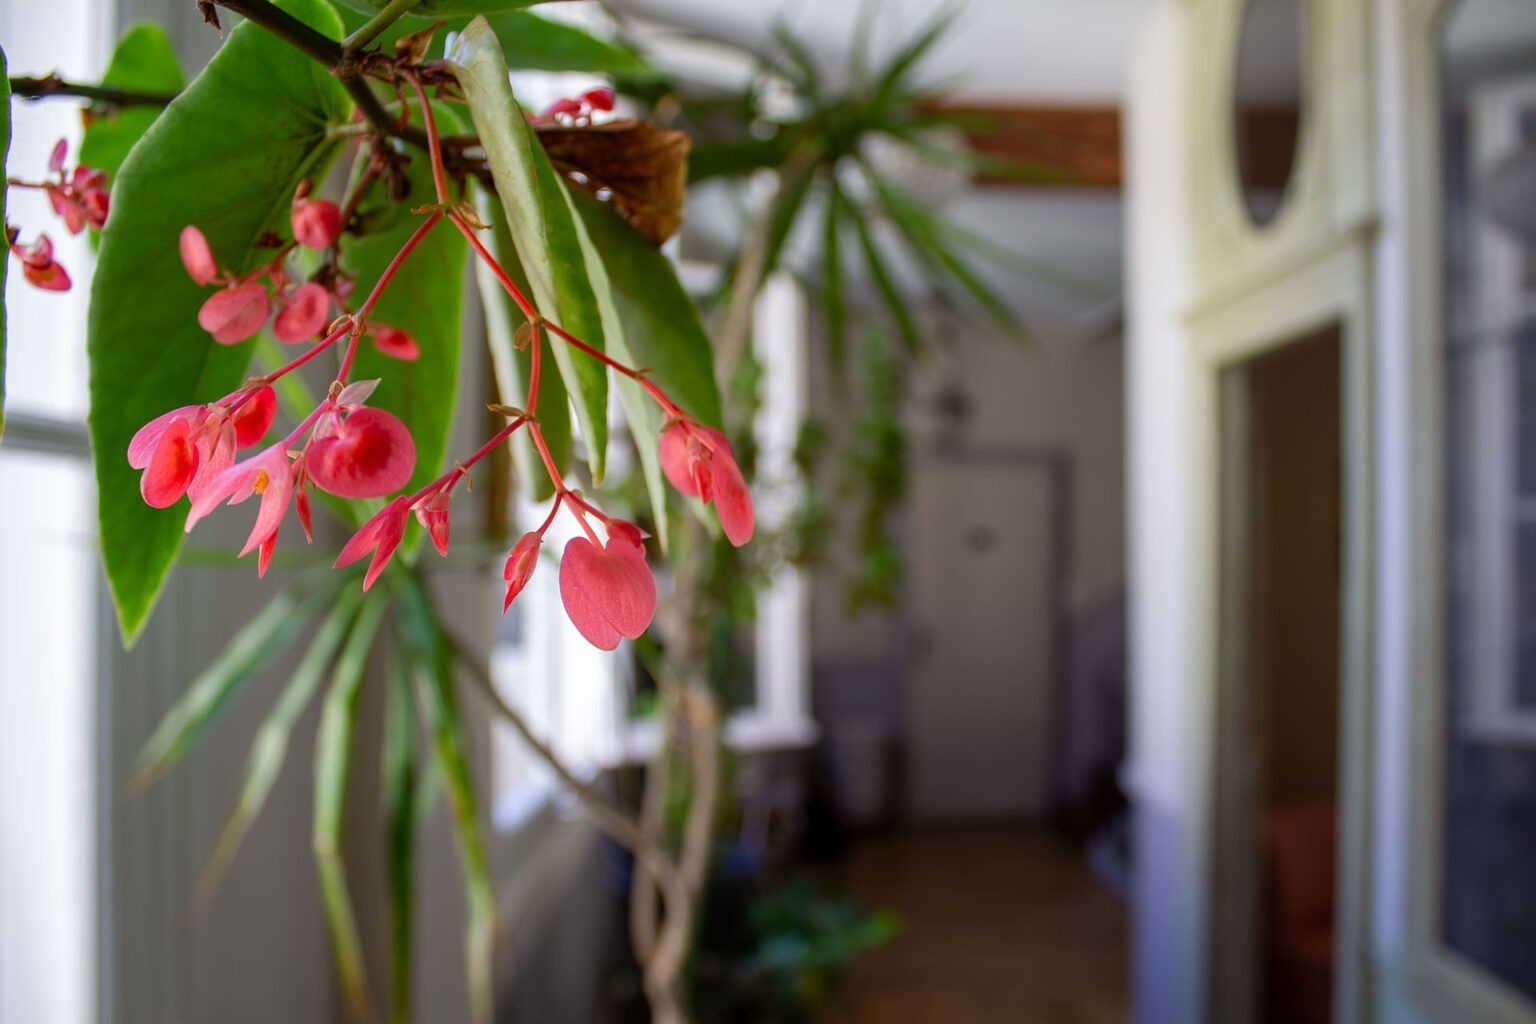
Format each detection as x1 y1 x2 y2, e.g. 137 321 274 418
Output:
503 532 542 612
291 197 341 250
198 284 270 345
412 490 453 557
10 233 71 292
558 533 656 651
47 138 68 175
179 225 219 285
581 87 615 112
272 282 330 343
306 406 416 499
295 479 314 543
230 387 278 448
334 496 411 591
371 325 420 361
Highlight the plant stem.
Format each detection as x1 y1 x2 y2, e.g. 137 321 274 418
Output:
8 74 175 107
341 0 422 55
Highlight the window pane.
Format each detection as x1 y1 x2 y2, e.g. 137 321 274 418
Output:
1439 0 1536 1001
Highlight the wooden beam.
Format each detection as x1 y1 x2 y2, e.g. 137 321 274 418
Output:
929 103 1122 188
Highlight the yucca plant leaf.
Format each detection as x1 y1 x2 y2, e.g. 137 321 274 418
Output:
870 7 959 108
132 578 341 788
821 174 848 380
384 656 418 1024
398 576 495 1024
200 588 365 896
314 590 391 1021
847 202 921 352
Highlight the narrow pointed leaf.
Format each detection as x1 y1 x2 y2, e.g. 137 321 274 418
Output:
384 657 418 1024
398 577 495 1024
450 19 609 482
473 190 570 502
200 589 364 896
314 592 391 1021
821 175 847 380
89 0 352 643
77 22 185 183
848 205 921 352
133 579 341 788
871 8 960 108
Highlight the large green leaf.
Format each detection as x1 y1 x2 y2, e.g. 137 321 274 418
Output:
473 192 571 502
343 152 468 499
449 17 609 483
77 23 184 184
334 0 549 15
89 0 352 643
1 47 10 442
571 191 721 428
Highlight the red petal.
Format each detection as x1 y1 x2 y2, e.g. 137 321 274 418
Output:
128 406 202 468
581 87 615 112
333 497 410 591
711 447 755 546
198 284 270 345
179 225 219 285
140 419 199 508
558 536 656 650
659 423 726 500
371 325 420 361
230 387 278 448
291 198 341 250
272 282 330 343
48 138 67 174
306 407 416 499
502 532 542 612
23 259 71 292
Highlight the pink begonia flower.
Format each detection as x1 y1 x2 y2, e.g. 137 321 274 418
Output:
305 406 416 499
272 282 330 343
185 446 294 576
558 528 656 650
658 422 755 546
47 166 109 234
333 496 411 591
412 489 452 557
581 87 615 112
138 418 199 508
291 196 342 250
371 325 420 361
198 283 271 345
230 387 278 448
129 405 204 469
179 225 219 285
9 232 71 292
502 532 542 613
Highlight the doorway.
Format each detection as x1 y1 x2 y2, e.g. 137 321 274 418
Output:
1211 326 1344 1024
907 452 1065 822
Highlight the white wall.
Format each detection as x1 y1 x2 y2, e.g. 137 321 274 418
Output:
1122 3 1202 1023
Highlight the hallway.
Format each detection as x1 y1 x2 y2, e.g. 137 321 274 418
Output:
833 827 1129 1024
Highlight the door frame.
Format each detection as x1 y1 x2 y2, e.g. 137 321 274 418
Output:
1186 231 1377 1024
904 445 1072 822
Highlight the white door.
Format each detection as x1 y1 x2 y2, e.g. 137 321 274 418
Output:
907 457 1057 821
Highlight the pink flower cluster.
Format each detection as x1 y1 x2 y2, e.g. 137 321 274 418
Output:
538 87 615 127
5 138 110 292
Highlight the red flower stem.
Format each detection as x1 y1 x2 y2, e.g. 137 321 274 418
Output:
405 74 450 206
408 416 528 504
236 243 298 287
535 494 564 536
540 321 683 416
450 214 538 321
564 490 608 522
336 211 442 382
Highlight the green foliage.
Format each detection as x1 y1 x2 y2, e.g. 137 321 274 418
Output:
383 657 419 1024
745 878 901 1019
449 18 609 482
77 23 184 183
343 136 469 500
842 328 907 612
89 0 352 643
333 0 549 15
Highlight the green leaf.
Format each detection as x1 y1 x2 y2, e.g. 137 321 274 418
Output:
477 11 654 75
132 578 341 788
821 176 847 380
77 23 184 184
569 191 722 426
472 192 571 502
314 591 391 1021
449 17 609 482
89 0 352 644
343 155 468 499
1 47 10 442
398 577 495 1024
334 0 550 15
565 190 669 544
687 135 794 184
201 588 364 895
384 656 418 1024
848 203 921 353
870 7 959 109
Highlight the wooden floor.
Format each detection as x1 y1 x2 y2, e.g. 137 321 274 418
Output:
830 826 1128 1024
